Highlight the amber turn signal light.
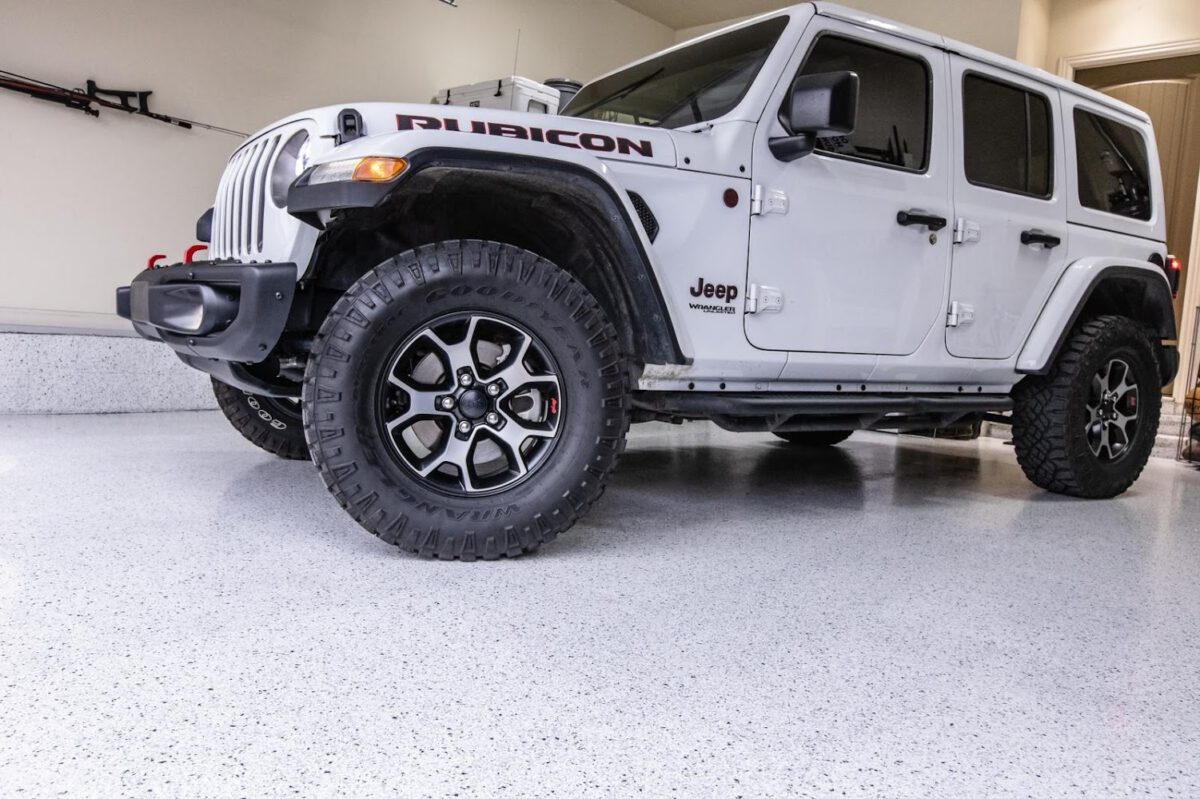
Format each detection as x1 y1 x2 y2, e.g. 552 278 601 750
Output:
352 157 408 182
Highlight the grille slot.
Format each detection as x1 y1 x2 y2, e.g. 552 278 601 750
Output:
255 135 282 252
211 132 286 260
628 192 659 243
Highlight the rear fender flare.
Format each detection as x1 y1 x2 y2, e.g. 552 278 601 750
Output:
1016 258 1176 375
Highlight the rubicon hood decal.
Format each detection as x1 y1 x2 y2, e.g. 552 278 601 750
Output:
240 103 678 168
398 113 655 158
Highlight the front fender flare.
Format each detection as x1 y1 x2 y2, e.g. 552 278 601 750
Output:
288 147 687 366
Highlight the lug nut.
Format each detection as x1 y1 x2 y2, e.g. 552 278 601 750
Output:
457 421 472 434
440 396 456 410
486 412 501 426
459 373 474 387
486 383 501 397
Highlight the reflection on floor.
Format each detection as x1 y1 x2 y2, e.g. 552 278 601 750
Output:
1 411 1197 798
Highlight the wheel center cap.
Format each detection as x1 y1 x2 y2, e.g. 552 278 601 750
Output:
458 389 489 420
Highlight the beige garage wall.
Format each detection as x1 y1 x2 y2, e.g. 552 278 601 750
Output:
0 0 672 333
675 0 1026 58
1041 0 1200 73
1015 0 1051 67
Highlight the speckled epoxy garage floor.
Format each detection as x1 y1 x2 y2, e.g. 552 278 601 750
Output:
1 412 1198 798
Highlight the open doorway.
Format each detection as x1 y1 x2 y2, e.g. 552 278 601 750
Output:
1073 55 1200 401
1076 57 1200 325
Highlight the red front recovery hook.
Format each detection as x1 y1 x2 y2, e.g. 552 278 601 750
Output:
146 244 208 270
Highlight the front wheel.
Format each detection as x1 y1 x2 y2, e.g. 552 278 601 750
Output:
303 240 630 560
211 378 308 460
1011 315 1161 498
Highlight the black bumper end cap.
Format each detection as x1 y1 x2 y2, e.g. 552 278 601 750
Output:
116 286 131 320
123 261 297 363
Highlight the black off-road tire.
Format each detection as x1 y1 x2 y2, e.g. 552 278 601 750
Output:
302 240 631 560
1011 315 1160 498
211 378 309 460
773 430 854 447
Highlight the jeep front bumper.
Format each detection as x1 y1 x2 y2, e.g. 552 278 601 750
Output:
116 261 299 395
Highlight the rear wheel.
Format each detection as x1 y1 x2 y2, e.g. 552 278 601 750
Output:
774 430 854 447
211 378 308 460
303 240 630 560
1011 315 1160 498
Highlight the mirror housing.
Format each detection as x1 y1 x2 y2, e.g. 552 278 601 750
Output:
769 70 859 162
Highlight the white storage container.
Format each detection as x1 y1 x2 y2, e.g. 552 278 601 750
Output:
433 76 562 115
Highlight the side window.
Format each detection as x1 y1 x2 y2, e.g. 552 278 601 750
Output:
798 35 931 171
1073 108 1152 220
963 74 1053 198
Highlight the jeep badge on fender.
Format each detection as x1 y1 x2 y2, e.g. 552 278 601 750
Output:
118 3 1179 560
690 278 739 303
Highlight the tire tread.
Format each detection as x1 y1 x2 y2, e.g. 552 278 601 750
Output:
211 378 309 460
1011 315 1159 498
302 240 630 560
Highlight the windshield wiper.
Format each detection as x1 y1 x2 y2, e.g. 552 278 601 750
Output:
649 56 762 129
567 67 665 118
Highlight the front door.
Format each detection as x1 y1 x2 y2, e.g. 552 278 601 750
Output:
945 56 1068 359
746 25 952 356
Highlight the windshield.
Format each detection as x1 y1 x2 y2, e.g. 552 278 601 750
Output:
563 17 789 129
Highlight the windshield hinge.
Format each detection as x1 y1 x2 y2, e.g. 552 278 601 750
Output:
750 186 788 217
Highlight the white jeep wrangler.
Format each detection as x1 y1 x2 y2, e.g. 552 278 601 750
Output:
119 2 1181 559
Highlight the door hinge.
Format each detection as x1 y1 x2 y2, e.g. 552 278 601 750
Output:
947 301 975 327
750 185 789 216
952 217 981 245
746 283 783 314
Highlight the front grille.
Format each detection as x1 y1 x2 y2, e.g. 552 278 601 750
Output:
211 132 283 260
628 192 659 243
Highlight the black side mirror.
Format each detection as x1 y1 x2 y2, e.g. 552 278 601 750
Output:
770 70 859 162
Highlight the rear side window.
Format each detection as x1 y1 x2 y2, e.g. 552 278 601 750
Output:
798 36 930 172
1073 108 1152 220
963 74 1052 198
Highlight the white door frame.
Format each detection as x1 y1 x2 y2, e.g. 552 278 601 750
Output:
1056 39 1200 81
1058 40 1200 400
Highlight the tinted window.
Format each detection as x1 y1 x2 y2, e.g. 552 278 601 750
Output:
963 74 1052 197
564 17 788 129
1074 108 1152 220
798 36 930 171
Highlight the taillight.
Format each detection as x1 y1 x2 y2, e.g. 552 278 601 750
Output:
1166 254 1182 296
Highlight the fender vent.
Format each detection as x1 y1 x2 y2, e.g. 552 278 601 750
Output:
628 192 660 243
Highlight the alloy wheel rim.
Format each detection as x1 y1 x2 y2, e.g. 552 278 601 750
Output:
1084 357 1139 463
377 312 564 496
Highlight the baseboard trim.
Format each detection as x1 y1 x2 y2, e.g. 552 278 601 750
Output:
0 307 136 337
0 331 216 414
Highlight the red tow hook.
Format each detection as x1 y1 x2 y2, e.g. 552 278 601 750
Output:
146 253 167 270
184 244 208 264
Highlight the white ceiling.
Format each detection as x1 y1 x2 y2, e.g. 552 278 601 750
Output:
614 0 796 30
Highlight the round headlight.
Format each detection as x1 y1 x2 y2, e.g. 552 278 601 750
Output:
270 130 311 207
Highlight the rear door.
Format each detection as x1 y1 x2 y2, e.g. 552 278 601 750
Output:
946 57 1068 359
745 24 953 356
